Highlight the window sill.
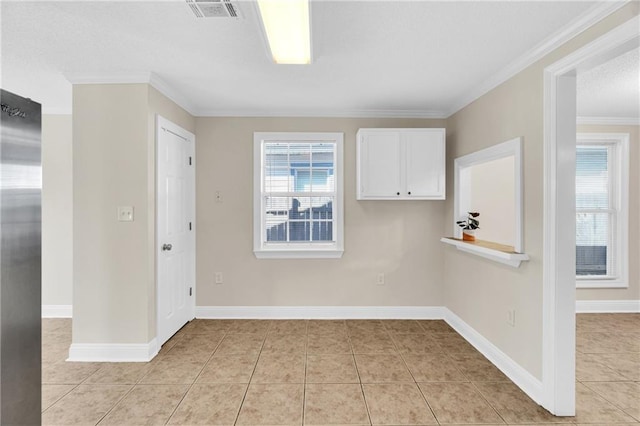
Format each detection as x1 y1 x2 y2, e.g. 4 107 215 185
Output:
577 280 628 289
254 249 344 259
440 237 529 268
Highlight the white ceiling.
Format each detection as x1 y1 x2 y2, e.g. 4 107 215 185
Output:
577 47 640 120
1 1 624 117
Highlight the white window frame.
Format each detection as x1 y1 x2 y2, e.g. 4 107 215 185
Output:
253 132 344 259
576 133 629 288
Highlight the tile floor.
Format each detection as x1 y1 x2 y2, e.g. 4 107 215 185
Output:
41 315 639 425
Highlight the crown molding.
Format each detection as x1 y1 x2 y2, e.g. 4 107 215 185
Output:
193 108 447 119
445 0 630 117
63 71 197 116
577 116 640 126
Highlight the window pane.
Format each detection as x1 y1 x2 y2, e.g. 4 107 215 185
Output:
576 212 609 276
576 146 609 209
264 196 334 243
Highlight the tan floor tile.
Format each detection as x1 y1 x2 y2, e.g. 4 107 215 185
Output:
574 382 636 423
139 359 205 384
383 320 424 334
168 384 247 425
84 362 154 385
577 332 640 354
308 320 348 335
392 333 441 354
42 385 76 411
419 382 503 424
577 354 628 382
346 320 387 335
252 354 305 383
42 361 103 384
583 381 640 411
403 353 467 382
447 352 509 382
363 383 437 425
215 333 265 355
42 318 72 334
350 333 397 354
237 383 303 425
589 353 640 381
430 332 477 353
196 354 258 383
183 319 231 334
418 320 455 333
474 382 569 423
262 333 307 354
157 334 182 357
101 384 188 425
306 355 359 383
355 354 413 383
227 320 272 334
42 346 71 365
308 334 352 354
577 313 640 333
41 384 131 426
270 320 308 334
304 384 369 425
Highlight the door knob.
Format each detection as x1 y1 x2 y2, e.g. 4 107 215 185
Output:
162 243 172 251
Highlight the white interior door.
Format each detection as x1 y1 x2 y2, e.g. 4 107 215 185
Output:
157 115 195 346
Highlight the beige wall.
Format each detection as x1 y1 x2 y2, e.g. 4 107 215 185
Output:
443 3 639 380
72 83 194 344
195 117 446 307
576 124 639 301
469 156 516 246
42 114 73 306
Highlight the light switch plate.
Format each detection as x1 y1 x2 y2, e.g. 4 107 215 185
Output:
117 206 134 222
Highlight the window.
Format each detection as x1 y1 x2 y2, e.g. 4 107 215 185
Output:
253 132 344 258
576 133 629 288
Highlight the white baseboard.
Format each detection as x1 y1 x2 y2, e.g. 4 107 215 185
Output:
195 305 445 319
67 338 159 362
42 305 73 318
576 299 640 313
443 308 544 405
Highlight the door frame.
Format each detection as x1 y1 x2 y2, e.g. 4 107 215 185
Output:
542 15 639 415
155 114 196 346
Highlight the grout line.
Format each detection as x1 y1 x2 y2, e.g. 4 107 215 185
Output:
231 322 268 426
164 322 230 425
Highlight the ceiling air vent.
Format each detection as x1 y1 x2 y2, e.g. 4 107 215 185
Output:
187 0 242 18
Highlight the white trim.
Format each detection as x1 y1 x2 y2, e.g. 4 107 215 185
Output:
67 339 159 363
453 137 524 253
253 132 344 259
42 305 73 318
577 116 640 126
446 1 629 117
576 300 640 313
443 308 544 405
63 71 197 116
195 306 445 319
542 14 639 416
195 109 447 119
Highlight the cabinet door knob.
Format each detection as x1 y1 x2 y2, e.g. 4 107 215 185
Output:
408 191 412 195
396 192 400 195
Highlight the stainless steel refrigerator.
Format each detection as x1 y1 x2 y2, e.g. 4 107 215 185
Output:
0 89 42 425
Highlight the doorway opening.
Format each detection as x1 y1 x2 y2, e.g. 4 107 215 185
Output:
542 15 639 415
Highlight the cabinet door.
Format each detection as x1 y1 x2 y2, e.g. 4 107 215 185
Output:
404 130 445 199
359 131 402 198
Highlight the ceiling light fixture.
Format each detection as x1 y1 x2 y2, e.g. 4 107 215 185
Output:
257 0 311 64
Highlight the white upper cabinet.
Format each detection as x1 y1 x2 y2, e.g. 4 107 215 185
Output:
357 128 445 200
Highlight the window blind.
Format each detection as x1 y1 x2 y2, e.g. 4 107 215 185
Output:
576 145 615 277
